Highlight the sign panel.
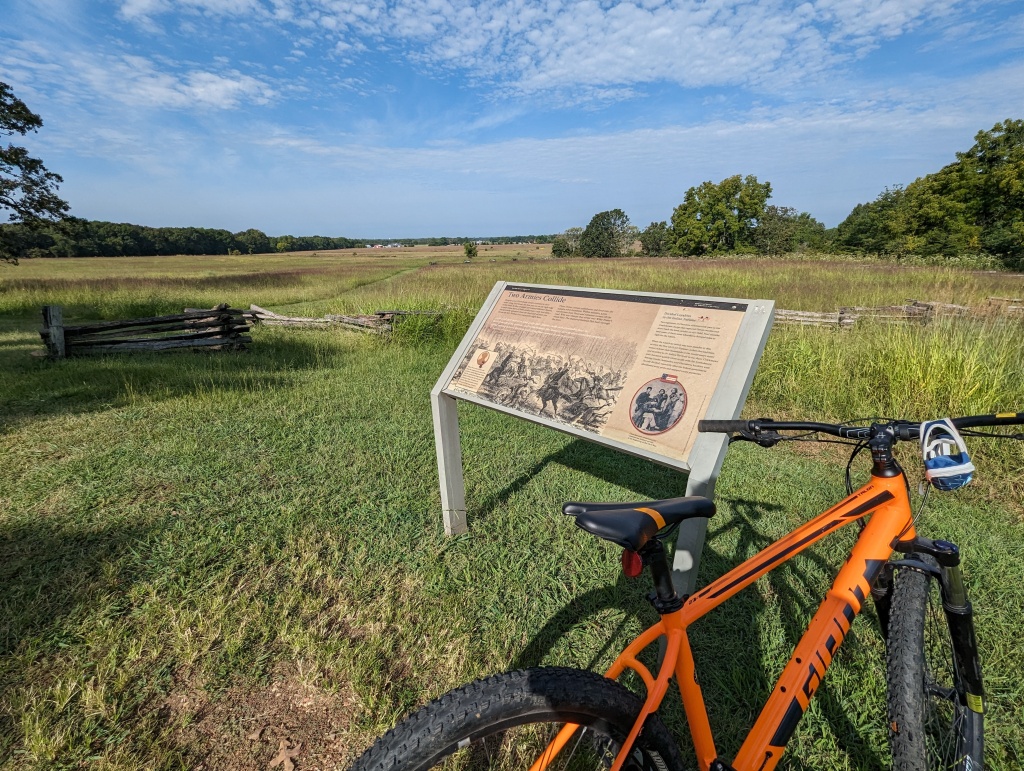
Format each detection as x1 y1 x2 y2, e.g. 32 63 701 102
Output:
442 284 749 467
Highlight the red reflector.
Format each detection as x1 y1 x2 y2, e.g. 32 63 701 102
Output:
621 549 643 577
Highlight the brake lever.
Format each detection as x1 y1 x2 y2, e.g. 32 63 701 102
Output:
728 431 756 444
728 429 784 447
754 431 784 447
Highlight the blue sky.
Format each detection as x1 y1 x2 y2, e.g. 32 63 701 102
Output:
2 0 1023 238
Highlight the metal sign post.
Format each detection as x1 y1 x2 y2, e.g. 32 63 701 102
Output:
431 282 773 594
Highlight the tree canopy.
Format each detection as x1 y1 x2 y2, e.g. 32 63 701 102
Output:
835 120 1024 266
639 221 669 256
1 81 69 262
0 218 361 258
234 228 273 254
551 226 582 258
753 206 828 255
580 209 634 257
669 174 771 256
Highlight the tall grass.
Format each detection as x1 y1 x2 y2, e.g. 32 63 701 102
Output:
755 317 1024 420
4 254 1020 321
0 253 435 318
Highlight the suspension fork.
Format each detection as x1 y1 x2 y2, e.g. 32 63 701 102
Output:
881 537 985 710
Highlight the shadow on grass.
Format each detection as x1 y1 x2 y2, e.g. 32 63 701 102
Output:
0 330 362 434
0 516 170 754
473 438 691 525
511 494 887 770
0 518 164 657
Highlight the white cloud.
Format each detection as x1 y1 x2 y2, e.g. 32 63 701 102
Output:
237 56 1024 226
120 0 264 18
1 41 276 111
118 0 170 21
112 0 985 100
8 0 1021 234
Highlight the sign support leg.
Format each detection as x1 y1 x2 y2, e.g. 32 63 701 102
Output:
673 434 730 595
432 391 467 534
670 302 773 595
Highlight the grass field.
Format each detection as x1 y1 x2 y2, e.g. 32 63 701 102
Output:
1 252 1022 770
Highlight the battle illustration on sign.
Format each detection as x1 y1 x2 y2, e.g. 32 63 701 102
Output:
451 331 638 433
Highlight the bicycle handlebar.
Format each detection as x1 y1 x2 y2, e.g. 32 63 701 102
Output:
698 412 1024 441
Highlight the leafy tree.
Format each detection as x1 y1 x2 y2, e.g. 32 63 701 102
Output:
834 186 906 255
669 175 771 256
790 211 830 252
1 81 69 263
620 224 639 255
753 206 829 255
463 240 478 259
551 226 583 258
563 226 583 255
639 221 669 256
233 228 272 254
954 119 1024 260
580 209 632 258
550 235 570 257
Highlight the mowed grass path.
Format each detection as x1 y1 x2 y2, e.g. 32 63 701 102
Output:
1 254 1022 770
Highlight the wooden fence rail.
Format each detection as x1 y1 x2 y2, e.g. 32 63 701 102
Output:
245 305 438 332
772 299 998 328
986 296 1023 315
41 303 251 358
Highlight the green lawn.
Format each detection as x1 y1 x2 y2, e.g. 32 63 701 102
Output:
1 255 1022 769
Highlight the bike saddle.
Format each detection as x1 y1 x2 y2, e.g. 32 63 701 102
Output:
563 497 716 551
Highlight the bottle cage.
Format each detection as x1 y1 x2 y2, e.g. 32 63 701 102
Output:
920 418 975 491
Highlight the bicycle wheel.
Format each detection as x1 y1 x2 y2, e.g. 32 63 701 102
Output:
886 557 983 770
351 667 683 771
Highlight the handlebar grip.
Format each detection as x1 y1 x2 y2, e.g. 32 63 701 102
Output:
698 420 751 433
954 411 1024 428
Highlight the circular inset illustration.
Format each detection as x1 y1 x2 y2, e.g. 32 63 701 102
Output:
630 376 687 434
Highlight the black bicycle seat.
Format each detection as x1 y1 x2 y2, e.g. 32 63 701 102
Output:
562 497 716 551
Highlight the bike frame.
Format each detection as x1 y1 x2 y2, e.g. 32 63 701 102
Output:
532 471 917 771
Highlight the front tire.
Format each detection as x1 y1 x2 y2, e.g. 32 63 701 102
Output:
351 667 683 771
886 557 983 770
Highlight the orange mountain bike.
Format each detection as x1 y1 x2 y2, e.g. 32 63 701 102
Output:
352 412 1024 771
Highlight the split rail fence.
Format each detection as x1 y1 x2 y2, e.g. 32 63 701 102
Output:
39 295 1020 358
774 298 1021 328
40 304 250 359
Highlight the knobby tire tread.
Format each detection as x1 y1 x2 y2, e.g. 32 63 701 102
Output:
886 557 983 771
351 667 683 771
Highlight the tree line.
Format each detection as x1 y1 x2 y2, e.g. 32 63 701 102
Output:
0 218 362 259
552 120 1023 269
552 177 829 260
0 216 558 261
836 119 1022 264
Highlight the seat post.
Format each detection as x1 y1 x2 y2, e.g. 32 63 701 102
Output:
642 540 684 614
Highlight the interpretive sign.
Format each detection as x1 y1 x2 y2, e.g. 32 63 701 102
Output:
444 285 748 466
431 282 774 593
